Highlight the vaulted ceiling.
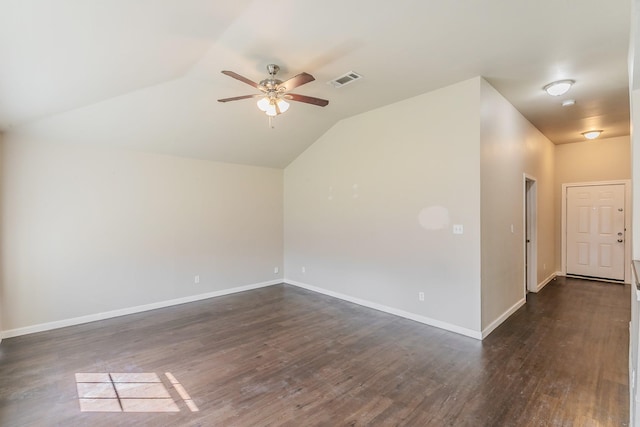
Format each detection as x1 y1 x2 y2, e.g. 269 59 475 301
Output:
0 0 631 168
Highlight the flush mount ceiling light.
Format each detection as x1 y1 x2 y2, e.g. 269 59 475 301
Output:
543 79 575 96
581 130 602 140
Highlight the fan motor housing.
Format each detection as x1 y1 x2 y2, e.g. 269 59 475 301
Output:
266 64 280 76
259 78 283 90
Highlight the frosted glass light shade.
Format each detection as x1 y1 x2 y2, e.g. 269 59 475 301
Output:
543 80 574 96
257 97 270 112
258 97 290 116
265 104 277 116
277 99 289 113
582 130 602 140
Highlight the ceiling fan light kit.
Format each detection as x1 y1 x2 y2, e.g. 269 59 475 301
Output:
256 97 289 116
218 64 329 127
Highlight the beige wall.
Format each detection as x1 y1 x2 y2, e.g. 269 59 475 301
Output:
0 136 283 332
2 75 622 340
634 90 640 259
284 77 560 337
554 135 631 274
555 135 631 183
285 78 483 335
479 79 556 331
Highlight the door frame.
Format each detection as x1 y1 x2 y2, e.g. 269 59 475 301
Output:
524 174 537 293
561 180 632 283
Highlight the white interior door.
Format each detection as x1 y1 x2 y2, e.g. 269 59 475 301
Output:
566 184 625 281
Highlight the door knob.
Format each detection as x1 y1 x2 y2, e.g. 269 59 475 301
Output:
618 239 624 243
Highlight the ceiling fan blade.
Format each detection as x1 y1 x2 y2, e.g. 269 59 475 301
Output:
217 94 260 103
285 93 329 107
278 72 315 91
221 70 261 89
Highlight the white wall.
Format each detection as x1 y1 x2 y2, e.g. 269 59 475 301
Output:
0 136 283 332
479 79 556 331
0 132 3 341
284 78 483 335
632 87 640 427
630 3 640 423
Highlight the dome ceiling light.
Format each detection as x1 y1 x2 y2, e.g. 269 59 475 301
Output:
581 130 603 140
543 79 575 96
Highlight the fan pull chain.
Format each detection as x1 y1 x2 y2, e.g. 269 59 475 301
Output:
268 115 275 129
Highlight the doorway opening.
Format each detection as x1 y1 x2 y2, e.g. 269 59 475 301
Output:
524 175 537 294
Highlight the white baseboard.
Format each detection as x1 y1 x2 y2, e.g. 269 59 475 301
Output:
481 297 526 339
1 279 281 339
284 279 482 340
533 272 559 293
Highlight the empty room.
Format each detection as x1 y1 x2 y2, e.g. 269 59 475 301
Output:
1 0 640 426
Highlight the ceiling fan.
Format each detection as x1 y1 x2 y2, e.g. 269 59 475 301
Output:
218 64 329 122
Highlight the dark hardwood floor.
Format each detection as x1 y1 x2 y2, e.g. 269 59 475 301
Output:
0 277 630 426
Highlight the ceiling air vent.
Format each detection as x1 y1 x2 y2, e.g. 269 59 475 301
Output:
328 71 363 88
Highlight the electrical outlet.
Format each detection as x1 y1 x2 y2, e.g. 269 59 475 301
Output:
274 267 279 274
419 292 425 301
194 275 200 284
302 266 306 274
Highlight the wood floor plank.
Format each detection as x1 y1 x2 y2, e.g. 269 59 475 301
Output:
0 277 630 426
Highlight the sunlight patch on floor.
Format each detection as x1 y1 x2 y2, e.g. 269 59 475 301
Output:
75 372 198 412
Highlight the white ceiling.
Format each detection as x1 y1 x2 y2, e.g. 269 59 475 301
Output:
0 0 632 168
